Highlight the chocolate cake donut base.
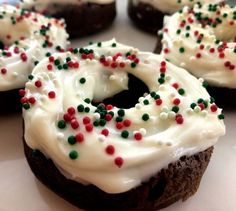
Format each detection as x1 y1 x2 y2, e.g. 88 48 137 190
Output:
52 2 116 38
206 86 236 109
0 89 22 113
128 0 165 34
23 138 213 211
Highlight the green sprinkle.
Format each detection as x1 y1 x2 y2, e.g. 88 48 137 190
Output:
112 43 117 47
142 113 149 121
84 98 91 104
69 150 78 160
57 120 66 129
178 88 185 95
77 104 84 112
179 47 185 53
28 75 34 80
131 62 137 68
80 77 86 84
172 106 179 113
121 130 129 138
84 107 90 113
118 109 125 117
143 99 149 105
191 103 197 109
99 119 106 126
68 136 76 145
218 114 225 120
116 116 123 122
22 103 30 110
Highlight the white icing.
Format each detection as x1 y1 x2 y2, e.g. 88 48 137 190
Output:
132 0 222 14
0 4 69 91
20 0 115 12
23 39 225 194
161 3 236 88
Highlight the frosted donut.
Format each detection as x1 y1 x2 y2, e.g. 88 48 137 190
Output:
0 4 68 91
128 0 222 33
20 0 116 38
159 2 236 106
22 40 225 210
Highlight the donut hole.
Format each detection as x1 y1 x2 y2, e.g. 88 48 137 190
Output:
93 74 149 109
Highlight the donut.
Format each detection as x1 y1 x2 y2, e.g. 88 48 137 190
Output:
128 0 222 34
158 2 236 107
22 40 225 210
20 0 117 38
0 4 68 112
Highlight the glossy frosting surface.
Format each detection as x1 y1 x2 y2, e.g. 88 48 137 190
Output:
23 40 225 194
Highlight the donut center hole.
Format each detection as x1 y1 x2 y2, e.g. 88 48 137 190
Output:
93 74 149 109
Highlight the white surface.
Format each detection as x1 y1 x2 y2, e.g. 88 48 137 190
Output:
0 0 236 211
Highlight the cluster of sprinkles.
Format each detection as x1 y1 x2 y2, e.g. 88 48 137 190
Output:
0 5 66 78
160 2 236 71
22 40 224 169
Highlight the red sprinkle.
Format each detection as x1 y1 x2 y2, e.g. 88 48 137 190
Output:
83 116 91 125
114 157 124 168
156 99 163 106
71 119 79 129
35 80 42 88
85 124 93 132
134 132 142 141
28 97 36 104
210 104 218 112
48 91 56 99
105 145 115 155
76 133 84 143
123 119 131 127
101 129 109 136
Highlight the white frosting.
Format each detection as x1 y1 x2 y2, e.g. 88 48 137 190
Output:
161 3 236 88
0 4 69 91
20 0 115 12
132 0 222 14
23 39 225 194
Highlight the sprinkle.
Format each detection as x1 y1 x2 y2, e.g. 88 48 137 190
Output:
76 133 84 143
69 150 78 160
105 145 115 155
114 157 124 168
57 120 66 129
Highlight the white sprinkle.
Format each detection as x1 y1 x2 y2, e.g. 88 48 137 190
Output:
93 113 100 119
186 108 193 115
135 103 142 109
98 135 106 142
139 128 146 136
180 62 186 67
109 75 116 81
138 97 144 102
57 133 64 141
159 85 165 91
150 116 155 122
12 72 18 77
170 92 176 98
161 106 168 112
199 78 204 83
168 111 176 119
194 106 201 113
143 92 148 97
201 110 208 117
165 75 171 81
160 112 168 120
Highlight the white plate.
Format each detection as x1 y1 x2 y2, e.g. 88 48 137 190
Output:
0 1 236 210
